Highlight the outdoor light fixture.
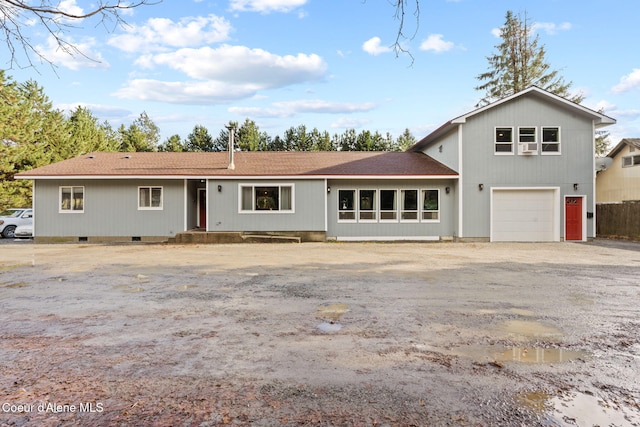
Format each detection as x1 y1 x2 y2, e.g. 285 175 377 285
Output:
218 185 222 192
445 187 450 194
439 145 443 153
327 186 331 193
574 183 579 191
479 184 484 191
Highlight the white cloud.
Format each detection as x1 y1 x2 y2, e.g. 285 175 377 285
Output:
419 34 454 53
612 69 640 94
228 106 293 118
56 0 84 21
490 28 502 38
108 15 232 53
57 102 132 119
273 99 377 114
330 117 370 129
38 35 109 70
362 37 391 56
229 0 307 13
146 45 327 87
532 21 572 35
113 79 259 104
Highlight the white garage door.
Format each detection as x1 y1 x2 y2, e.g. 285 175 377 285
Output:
491 189 557 242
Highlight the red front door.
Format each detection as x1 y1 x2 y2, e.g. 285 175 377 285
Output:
565 197 582 241
199 189 207 229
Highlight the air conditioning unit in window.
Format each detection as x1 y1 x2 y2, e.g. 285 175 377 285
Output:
520 143 538 153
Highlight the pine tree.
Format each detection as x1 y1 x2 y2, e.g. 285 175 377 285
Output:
475 11 583 106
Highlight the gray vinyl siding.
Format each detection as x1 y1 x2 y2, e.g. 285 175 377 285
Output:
421 126 460 171
327 179 456 239
33 179 185 237
459 96 595 238
208 179 326 232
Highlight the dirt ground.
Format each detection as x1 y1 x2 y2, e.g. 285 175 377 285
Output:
0 241 639 426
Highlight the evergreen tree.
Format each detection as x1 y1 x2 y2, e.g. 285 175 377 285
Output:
396 128 417 151
475 11 583 106
158 134 185 152
236 118 270 151
67 106 120 154
185 125 215 152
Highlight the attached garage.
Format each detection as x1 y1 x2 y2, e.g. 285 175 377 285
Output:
491 188 560 242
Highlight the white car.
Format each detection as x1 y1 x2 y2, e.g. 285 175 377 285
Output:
14 223 33 239
0 208 33 238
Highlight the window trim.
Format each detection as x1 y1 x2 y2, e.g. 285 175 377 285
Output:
494 127 514 155
421 189 440 223
59 186 85 213
138 186 164 210
336 188 440 224
358 189 378 222
238 183 295 213
379 189 399 223
622 154 640 168
517 126 538 155
541 126 561 155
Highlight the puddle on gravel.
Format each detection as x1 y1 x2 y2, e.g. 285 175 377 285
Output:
455 344 587 364
516 391 640 426
316 304 349 333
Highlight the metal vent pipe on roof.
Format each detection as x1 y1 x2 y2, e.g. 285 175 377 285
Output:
225 125 236 170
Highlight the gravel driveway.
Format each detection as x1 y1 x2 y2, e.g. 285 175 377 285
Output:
1 241 639 426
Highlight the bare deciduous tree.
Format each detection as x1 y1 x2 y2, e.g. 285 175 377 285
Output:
0 0 159 69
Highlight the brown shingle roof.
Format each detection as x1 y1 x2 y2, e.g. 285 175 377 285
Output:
16 151 457 178
607 138 640 158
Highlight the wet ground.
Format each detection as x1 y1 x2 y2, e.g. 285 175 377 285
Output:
0 241 639 426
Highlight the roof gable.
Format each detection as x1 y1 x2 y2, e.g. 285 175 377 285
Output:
16 151 458 179
410 86 616 152
607 138 640 158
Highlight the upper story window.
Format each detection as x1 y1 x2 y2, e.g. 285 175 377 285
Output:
541 127 561 154
622 155 640 167
60 186 84 213
139 186 163 210
495 127 514 154
240 184 294 212
518 127 538 154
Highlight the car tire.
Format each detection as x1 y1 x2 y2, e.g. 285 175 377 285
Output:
2 225 16 238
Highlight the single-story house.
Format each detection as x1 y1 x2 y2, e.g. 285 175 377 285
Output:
596 138 640 203
16 86 615 243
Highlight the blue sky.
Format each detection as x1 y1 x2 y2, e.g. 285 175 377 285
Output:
6 0 640 148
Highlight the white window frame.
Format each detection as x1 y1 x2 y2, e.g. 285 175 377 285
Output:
238 183 295 213
622 154 640 168
358 189 377 222
379 189 399 222
337 189 357 222
138 186 163 210
541 126 561 155
59 186 84 213
400 189 419 222
518 126 538 155
421 189 440 223
495 127 514 155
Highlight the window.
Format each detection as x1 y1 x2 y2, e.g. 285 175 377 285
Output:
422 190 439 221
338 190 356 221
622 155 640 167
379 190 397 221
60 186 84 212
139 187 163 210
240 184 294 212
359 190 377 221
495 127 514 154
401 190 418 221
518 127 537 154
541 127 561 154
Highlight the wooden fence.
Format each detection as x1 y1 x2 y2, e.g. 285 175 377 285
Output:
596 201 640 240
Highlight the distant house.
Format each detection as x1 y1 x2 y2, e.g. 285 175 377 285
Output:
17 86 615 243
596 138 640 203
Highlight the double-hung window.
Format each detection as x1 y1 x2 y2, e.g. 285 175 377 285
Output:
60 186 84 213
541 127 561 154
240 184 294 212
338 189 356 220
139 186 163 210
359 190 377 221
518 127 537 154
379 190 397 221
400 190 418 221
422 190 439 221
495 127 514 154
